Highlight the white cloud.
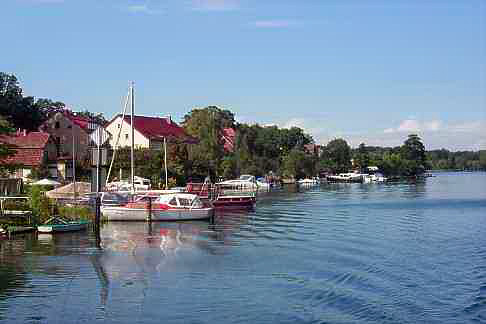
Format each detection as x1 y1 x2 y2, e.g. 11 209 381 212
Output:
281 118 308 129
252 20 296 28
397 119 421 132
126 4 164 15
190 0 239 11
356 119 486 151
450 121 484 132
384 118 442 134
424 120 442 131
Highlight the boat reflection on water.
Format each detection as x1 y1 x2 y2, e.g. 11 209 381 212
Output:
90 212 251 273
95 222 220 274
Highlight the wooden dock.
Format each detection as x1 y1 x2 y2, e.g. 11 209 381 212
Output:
0 197 34 230
6 226 35 235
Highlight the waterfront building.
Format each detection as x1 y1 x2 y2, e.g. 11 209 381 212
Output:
104 114 196 149
39 111 102 161
0 130 57 181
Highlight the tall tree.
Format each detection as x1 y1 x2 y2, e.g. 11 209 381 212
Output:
0 72 40 130
325 138 352 173
0 72 67 130
354 142 370 171
0 117 17 176
401 134 427 175
75 109 107 126
182 106 236 179
34 98 66 122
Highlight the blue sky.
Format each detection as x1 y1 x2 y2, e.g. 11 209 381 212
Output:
2 0 485 150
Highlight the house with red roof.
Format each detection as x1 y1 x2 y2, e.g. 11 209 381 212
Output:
39 111 101 162
0 130 57 181
105 114 197 150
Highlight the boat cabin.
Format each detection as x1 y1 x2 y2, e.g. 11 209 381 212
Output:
131 193 205 209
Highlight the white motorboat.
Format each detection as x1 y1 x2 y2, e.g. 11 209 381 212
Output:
327 173 364 183
217 175 258 190
297 177 320 185
101 193 214 221
363 173 387 183
106 176 151 192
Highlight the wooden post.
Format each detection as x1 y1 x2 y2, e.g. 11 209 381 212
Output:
210 209 215 225
146 196 152 222
95 195 101 248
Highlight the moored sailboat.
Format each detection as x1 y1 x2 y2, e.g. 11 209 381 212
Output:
101 193 214 221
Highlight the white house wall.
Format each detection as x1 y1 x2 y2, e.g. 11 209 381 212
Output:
106 116 150 149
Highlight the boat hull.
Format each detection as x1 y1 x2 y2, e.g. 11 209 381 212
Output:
37 222 89 233
326 175 363 183
212 196 256 210
101 207 213 221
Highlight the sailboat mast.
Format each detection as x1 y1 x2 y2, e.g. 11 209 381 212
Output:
164 136 168 189
130 82 135 193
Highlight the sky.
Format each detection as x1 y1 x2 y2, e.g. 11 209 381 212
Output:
1 0 485 151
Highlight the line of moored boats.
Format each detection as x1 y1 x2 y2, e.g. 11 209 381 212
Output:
97 172 386 221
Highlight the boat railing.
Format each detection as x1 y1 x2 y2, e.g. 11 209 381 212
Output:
185 182 214 199
214 185 256 199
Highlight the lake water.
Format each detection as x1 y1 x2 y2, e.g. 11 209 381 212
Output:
1 172 486 323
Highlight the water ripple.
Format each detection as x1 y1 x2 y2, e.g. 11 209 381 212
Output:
0 172 485 323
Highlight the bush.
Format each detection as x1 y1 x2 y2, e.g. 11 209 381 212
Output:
58 205 93 221
29 185 52 224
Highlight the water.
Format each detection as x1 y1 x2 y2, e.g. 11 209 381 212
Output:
1 172 486 323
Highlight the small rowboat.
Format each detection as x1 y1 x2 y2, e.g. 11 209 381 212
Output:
37 217 90 233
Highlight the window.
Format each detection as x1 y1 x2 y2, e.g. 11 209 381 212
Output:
178 198 191 207
125 134 129 140
55 122 60 129
117 124 121 128
168 197 178 206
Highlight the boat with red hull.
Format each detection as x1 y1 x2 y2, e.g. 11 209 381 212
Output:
211 183 256 210
185 180 256 211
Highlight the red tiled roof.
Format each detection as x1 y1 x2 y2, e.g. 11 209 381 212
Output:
0 132 50 167
222 128 235 152
121 115 198 144
0 132 50 149
1 148 45 167
64 112 95 131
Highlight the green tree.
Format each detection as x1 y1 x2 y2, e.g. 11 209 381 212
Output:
401 134 427 176
75 110 107 126
34 98 66 121
0 72 43 131
182 106 235 179
325 138 352 173
1 72 67 130
0 117 19 176
354 142 370 172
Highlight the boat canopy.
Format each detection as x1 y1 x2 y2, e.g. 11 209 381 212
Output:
155 193 204 208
